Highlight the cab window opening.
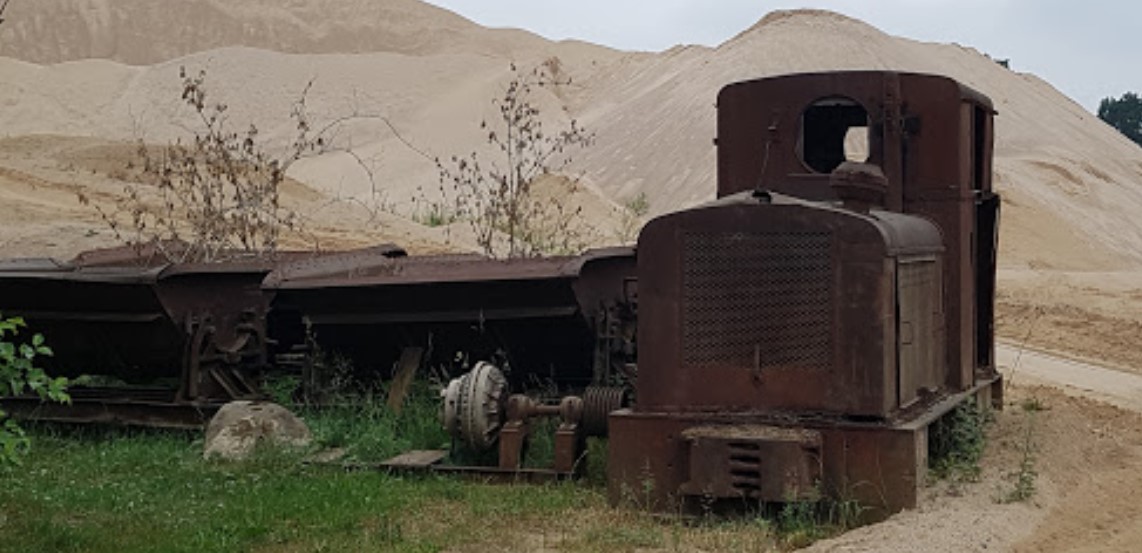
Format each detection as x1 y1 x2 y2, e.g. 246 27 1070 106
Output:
799 97 870 173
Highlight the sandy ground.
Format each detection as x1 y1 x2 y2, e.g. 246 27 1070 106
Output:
805 378 1142 553
0 134 629 259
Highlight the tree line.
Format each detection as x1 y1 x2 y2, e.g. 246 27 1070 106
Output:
1098 92 1142 148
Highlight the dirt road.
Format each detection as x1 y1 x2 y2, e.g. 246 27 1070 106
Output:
997 342 1142 412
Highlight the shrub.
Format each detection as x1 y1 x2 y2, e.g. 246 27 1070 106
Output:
0 314 69 466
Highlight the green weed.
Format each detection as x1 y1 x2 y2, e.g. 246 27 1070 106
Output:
929 399 991 484
1003 407 1039 503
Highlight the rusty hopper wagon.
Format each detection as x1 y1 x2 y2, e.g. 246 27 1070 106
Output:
0 244 281 427
0 242 635 425
607 71 1002 517
263 247 637 391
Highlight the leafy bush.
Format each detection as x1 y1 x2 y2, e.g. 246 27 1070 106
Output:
0 314 69 465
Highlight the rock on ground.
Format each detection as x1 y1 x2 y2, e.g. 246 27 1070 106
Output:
203 400 312 461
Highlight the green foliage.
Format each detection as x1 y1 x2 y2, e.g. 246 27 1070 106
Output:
580 524 665 549
929 399 990 484
625 192 650 217
616 192 650 244
410 197 458 228
0 314 69 466
777 499 821 548
261 373 301 406
1098 92 1142 147
775 496 863 548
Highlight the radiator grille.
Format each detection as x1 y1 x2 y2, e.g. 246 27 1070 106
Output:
682 232 833 369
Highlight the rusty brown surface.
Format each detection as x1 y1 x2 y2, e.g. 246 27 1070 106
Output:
267 247 636 389
608 70 1002 518
608 377 998 519
715 71 998 387
634 191 943 418
0 248 286 411
679 425 822 502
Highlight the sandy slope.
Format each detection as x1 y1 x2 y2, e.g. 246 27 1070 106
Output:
3 2 1142 551
0 0 617 64
3 10 1141 269
569 10 1142 267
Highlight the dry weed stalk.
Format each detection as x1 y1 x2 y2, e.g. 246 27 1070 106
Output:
431 62 596 258
80 68 327 263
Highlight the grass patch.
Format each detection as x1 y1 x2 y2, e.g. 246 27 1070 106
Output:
0 381 864 552
302 382 449 464
0 426 599 553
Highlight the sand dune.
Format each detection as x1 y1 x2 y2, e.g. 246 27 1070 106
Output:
2 7 1140 270
570 10 1142 268
0 0 616 64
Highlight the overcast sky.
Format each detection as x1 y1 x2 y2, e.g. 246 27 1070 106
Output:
423 0 1138 112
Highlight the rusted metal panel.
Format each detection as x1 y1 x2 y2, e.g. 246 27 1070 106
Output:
266 247 635 389
679 425 822 502
2 392 219 429
0 247 280 405
608 375 998 519
897 257 945 407
715 70 998 390
635 191 941 418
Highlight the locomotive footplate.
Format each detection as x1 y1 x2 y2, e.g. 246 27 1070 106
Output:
608 374 1002 521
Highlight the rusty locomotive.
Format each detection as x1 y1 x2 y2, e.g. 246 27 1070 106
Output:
609 71 1002 515
0 70 1001 516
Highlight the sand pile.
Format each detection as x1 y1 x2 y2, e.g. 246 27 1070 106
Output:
569 10 1142 268
0 0 616 64
1 5 1140 269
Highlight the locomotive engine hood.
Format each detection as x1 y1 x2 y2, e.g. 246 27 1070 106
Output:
635 189 944 418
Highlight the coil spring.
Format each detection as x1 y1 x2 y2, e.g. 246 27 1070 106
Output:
581 386 628 437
